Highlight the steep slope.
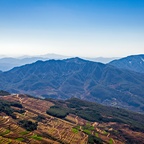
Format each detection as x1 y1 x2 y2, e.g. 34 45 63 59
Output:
109 54 144 73
0 58 144 113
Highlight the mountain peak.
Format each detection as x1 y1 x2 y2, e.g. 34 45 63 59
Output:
64 57 87 63
109 54 144 73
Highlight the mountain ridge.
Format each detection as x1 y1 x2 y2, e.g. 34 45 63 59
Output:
0 57 144 113
0 55 117 71
109 54 144 73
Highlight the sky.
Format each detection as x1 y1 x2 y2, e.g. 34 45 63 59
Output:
0 0 144 58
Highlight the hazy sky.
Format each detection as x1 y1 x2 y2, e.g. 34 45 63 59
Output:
0 0 144 57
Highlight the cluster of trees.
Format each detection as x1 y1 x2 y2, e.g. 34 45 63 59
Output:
18 120 38 131
73 124 103 144
10 102 23 108
15 109 25 114
88 135 103 144
34 115 45 122
0 100 14 116
46 98 144 132
0 99 23 118
66 98 144 132
46 106 68 118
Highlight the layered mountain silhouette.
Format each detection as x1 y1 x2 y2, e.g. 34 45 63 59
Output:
0 57 144 113
0 54 117 71
0 54 68 71
109 54 144 73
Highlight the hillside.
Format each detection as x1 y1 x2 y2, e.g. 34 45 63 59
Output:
0 94 88 144
109 54 144 73
0 58 144 113
0 94 144 144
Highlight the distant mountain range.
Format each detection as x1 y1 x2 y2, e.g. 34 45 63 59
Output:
0 54 69 71
84 57 118 63
1 53 144 73
0 57 144 113
0 54 117 71
109 54 144 73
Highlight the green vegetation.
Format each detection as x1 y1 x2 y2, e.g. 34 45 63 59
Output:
81 124 94 135
72 128 79 134
1 129 10 136
30 134 42 140
109 138 113 144
18 120 38 131
83 129 91 135
11 102 23 108
16 138 24 142
0 99 22 118
88 135 103 144
15 109 25 114
71 122 102 143
34 115 45 122
20 131 30 135
95 133 99 137
0 100 13 116
103 130 108 135
74 125 80 129
46 105 69 118
47 98 144 132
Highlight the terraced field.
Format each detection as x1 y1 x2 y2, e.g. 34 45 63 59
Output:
65 114 123 144
0 94 144 144
0 95 88 144
0 114 58 144
48 98 144 144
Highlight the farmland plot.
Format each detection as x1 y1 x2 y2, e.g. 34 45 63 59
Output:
0 95 88 144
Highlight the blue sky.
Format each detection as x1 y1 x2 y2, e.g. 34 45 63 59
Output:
0 0 144 57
